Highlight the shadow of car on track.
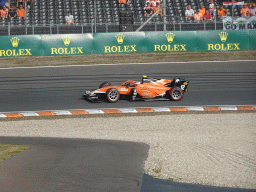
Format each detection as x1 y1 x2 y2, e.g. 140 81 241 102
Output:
141 174 254 192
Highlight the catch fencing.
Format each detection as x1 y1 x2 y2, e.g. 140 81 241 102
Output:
1 0 255 36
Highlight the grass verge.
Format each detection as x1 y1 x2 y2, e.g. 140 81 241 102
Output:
0 143 29 162
0 51 255 68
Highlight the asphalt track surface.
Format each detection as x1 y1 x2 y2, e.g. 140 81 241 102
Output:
0 61 256 192
0 61 255 112
0 137 149 192
0 137 254 192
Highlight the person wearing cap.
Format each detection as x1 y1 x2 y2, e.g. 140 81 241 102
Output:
240 3 250 17
193 9 203 21
250 4 256 16
65 11 74 24
8 5 16 17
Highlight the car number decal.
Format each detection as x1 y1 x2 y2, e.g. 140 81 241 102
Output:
118 88 128 91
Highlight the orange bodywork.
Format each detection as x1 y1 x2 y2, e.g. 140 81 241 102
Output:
92 79 173 98
83 77 189 102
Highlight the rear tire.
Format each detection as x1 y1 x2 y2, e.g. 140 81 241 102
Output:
106 88 120 103
169 87 183 101
99 82 111 89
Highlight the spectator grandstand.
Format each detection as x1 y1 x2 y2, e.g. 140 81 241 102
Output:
0 0 255 36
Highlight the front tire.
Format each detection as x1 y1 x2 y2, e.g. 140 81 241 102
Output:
106 88 120 103
169 87 183 101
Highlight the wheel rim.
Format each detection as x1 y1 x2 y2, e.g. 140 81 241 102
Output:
108 90 118 101
172 89 182 100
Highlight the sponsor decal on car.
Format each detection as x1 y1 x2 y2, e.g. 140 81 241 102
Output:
118 88 128 91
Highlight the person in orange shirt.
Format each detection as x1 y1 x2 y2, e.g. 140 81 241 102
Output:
16 4 25 17
198 4 206 16
153 2 162 18
218 5 227 18
240 3 250 17
194 9 203 21
1 5 8 18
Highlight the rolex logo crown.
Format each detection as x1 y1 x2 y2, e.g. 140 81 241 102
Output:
166 32 175 43
219 31 228 42
115 33 125 44
62 35 71 46
10 37 20 48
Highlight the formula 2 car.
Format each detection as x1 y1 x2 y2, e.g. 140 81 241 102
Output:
83 76 189 103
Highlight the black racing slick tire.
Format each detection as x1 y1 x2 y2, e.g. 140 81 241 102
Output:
169 87 184 101
106 88 120 103
99 82 111 89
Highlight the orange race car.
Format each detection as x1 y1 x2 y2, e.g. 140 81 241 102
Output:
83 76 189 103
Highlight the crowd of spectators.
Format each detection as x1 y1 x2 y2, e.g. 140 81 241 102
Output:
0 0 36 21
0 4 26 20
0 0 34 21
185 0 255 22
143 0 162 18
0 0 256 26
185 1 216 22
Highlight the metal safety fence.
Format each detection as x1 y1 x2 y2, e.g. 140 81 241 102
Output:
0 0 255 36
